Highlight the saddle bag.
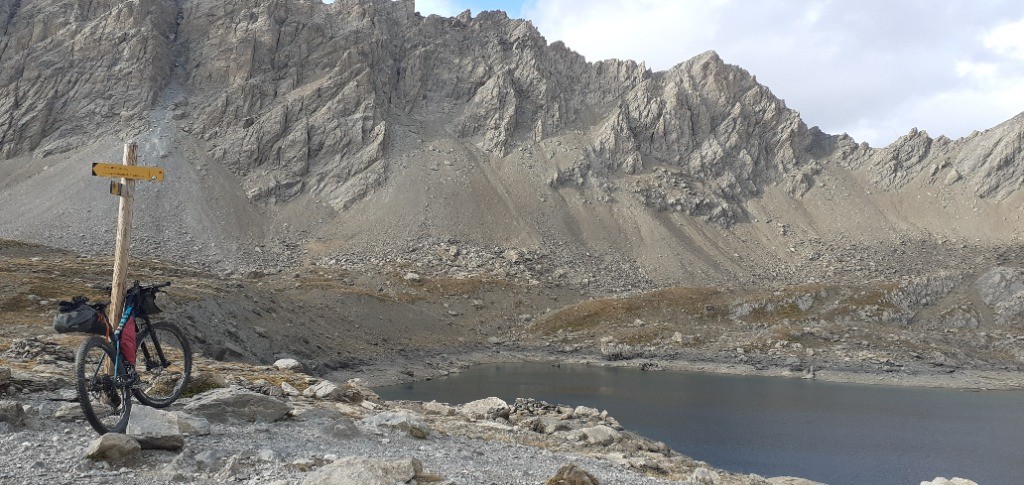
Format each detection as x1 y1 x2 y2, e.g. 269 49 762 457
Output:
53 299 107 335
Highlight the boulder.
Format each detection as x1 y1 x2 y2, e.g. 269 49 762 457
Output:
361 411 431 439
544 463 600 485
274 358 306 373
127 405 184 450
85 433 141 464
691 467 721 485
182 387 291 423
580 425 621 446
459 397 510 420
0 367 11 387
301 457 422 485
0 400 26 428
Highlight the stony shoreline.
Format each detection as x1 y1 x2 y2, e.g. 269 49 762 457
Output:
336 347 1024 392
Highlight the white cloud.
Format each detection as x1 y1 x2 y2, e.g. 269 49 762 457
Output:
522 0 1024 147
984 18 1024 60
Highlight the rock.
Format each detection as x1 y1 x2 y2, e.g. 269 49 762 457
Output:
127 405 185 450
534 416 573 434
361 411 431 439
302 379 367 403
54 402 84 421
183 371 227 396
691 467 721 485
459 397 510 420
274 358 306 373
257 449 283 462
85 433 141 464
580 425 621 446
0 400 27 428
422 401 455 416
301 457 423 485
767 478 827 485
194 449 231 471
172 411 211 436
573 406 600 418
182 387 291 423
920 479 979 485
324 418 362 440
280 382 301 396
403 272 422 282
544 463 600 485
215 454 246 480
975 267 1024 326
0 367 11 387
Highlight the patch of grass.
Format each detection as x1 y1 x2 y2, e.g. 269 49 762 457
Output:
534 287 724 336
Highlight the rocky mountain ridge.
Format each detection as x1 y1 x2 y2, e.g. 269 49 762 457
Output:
0 0 1022 284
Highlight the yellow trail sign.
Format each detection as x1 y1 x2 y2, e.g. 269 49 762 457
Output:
91 162 165 182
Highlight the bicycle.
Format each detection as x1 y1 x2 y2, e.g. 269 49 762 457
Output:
62 281 193 434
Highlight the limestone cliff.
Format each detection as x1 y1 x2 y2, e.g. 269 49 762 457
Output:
0 0 1021 229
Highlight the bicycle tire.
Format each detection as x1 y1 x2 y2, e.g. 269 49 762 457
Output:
75 336 132 435
132 321 192 408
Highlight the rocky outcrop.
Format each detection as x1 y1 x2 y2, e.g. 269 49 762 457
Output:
975 267 1024 326
300 456 423 485
182 387 291 423
0 0 176 158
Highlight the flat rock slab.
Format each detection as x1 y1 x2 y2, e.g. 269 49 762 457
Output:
183 387 291 423
301 457 422 485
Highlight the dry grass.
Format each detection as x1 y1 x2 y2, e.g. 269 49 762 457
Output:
534 287 724 335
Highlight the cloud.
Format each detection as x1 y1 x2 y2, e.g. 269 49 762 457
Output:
522 0 1024 146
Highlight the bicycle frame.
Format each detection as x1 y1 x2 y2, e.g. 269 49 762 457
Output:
102 284 174 380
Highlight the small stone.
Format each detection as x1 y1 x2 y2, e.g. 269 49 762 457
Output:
403 272 422 282
281 382 301 396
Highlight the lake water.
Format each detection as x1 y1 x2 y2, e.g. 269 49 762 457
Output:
376 362 1024 485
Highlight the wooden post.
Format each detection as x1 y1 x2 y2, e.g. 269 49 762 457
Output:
108 143 137 336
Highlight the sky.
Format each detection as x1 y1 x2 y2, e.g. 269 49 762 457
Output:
339 0 1024 147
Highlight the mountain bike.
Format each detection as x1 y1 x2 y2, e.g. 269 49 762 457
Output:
69 281 193 434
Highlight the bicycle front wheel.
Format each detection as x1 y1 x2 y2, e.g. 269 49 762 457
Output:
133 321 192 408
75 336 132 434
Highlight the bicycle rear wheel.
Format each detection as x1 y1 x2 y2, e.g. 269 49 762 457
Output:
75 336 132 434
133 321 192 408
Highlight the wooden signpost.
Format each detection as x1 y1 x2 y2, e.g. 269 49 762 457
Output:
91 143 166 337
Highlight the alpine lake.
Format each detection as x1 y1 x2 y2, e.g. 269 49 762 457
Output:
376 362 1024 485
